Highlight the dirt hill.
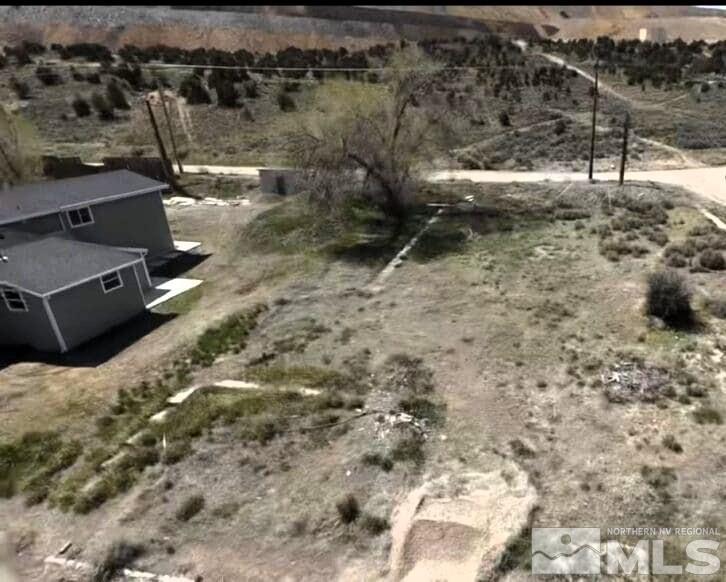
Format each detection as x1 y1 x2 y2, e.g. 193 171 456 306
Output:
376 6 726 41
0 5 724 53
0 5 549 53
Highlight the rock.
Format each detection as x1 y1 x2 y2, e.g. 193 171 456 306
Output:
647 316 666 330
387 462 537 582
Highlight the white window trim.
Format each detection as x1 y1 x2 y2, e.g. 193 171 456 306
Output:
1 286 28 312
66 206 95 228
101 270 123 293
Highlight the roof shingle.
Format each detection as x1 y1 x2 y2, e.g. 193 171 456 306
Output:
0 236 142 295
0 170 167 225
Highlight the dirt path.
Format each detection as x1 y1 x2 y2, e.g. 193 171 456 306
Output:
538 52 692 113
537 53 701 168
429 166 726 206
538 52 632 101
179 164 726 207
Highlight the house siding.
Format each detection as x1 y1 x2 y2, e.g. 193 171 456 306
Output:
61 191 174 258
0 292 60 351
49 264 146 351
133 261 151 290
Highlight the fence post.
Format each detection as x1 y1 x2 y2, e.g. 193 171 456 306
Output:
588 59 599 181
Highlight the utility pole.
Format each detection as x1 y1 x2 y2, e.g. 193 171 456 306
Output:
619 112 630 186
157 81 184 175
588 59 599 181
145 98 174 186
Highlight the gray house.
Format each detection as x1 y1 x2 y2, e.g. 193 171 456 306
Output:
0 170 177 353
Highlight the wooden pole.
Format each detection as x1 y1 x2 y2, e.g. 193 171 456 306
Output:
588 60 599 181
157 82 183 175
144 98 173 185
619 112 630 186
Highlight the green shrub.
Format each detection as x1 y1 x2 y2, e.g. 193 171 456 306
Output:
665 240 696 258
336 494 360 524
399 397 445 425
36 65 63 85
189 304 267 366
91 92 114 120
699 249 725 270
555 208 590 221
106 80 130 110
176 494 205 521
10 76 30 99
162 441 192 465
179 74 211 104
360 514 389 535
362 452 394 472
0 432 81 501
665 252 687 268
93 540 145 582
645 270 693 328
647 230 669 246
243 81 259 98
391 436 425 466
705 297 726 319
693 406 723 425
662 434 683 453
277 91 296 112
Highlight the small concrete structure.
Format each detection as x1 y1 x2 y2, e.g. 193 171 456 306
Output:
259 168 303 196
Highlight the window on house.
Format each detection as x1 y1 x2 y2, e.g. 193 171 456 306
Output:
101 271 123 293
1 286 28 312
67 206 94 228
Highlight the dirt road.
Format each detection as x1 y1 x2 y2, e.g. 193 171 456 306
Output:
181 164 726 207
430 166 726 206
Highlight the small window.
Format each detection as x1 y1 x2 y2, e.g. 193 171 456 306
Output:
101 271 123 293
1 286 28 312
67 206 94 228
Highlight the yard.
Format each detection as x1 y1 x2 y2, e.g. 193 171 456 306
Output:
1 178 726 580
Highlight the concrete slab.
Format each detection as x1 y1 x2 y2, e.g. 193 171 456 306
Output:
213 380 261 390
174 240 202 253
146 278 203 309
149 408 174 423
700 207 726 231
43 556 195 582
165 196 196 207
167 384 202 405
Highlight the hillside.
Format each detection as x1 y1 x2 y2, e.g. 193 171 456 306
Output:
374 6 726 42
1 6 724 53
0 5 551 54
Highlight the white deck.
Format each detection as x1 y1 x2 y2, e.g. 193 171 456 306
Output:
145 277 203 309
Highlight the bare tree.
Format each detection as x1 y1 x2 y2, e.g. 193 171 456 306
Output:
287 46 447 226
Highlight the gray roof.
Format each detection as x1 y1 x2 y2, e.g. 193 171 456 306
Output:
0 236 142 295
0 170 168 225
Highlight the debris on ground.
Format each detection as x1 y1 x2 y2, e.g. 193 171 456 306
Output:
602 361 671 403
